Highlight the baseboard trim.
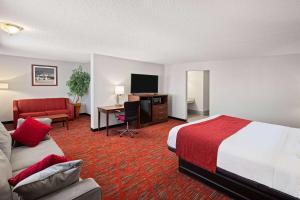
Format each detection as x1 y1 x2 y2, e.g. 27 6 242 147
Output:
91 123 125 132
1 120 13 124
202 110 209 116
187 109 201 115
168 116 187 122
188 109 209 116
80 113 90 116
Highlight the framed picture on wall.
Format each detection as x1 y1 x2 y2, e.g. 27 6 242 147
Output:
32 65 58 86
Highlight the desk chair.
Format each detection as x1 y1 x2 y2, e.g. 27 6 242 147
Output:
116 101 139 137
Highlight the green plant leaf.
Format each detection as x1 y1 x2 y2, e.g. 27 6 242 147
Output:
66 65 90 103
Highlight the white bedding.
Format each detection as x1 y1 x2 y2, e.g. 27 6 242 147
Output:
167 115 300 198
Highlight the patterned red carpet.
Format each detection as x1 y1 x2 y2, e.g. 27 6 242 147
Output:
50 116 231 200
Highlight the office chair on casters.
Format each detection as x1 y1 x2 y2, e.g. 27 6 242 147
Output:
116 101 140 137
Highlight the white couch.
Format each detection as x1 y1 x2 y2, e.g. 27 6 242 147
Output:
0 121 101 200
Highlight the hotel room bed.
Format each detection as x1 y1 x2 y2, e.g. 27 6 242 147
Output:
167 115 300 200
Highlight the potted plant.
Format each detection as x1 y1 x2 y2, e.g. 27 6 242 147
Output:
66 66 90 119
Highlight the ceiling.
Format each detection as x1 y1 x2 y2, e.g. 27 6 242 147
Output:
1 0 300 64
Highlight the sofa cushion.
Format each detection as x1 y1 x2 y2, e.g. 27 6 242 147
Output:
11 138 64 172
12 117 51 147
37 178 101 200
17 117 52 127
0 150 13 200
0 122 12 159
12 168 25 177
19 111 47 118
45 98 67 111
13 160 82 200
45 109 69 115
17 99 46 113
9 154 68 186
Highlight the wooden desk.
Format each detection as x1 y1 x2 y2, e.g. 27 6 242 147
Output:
97 105 124 136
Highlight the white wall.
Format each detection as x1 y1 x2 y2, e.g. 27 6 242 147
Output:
90 54 164 129
0 54 90 121
164 54 300 128
187 71 204 112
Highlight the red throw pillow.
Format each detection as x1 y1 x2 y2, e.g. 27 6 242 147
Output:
8 154 68 186
12 117 52 147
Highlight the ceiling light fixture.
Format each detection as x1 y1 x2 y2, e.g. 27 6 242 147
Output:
0 22 23 34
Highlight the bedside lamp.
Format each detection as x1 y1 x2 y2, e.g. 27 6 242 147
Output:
0 83 8 89
115 85 124 106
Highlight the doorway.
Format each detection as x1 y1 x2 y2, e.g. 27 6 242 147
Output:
186 70 210 122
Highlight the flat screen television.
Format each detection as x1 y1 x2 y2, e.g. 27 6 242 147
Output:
131 74 158 93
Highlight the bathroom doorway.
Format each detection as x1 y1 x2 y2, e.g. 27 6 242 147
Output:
186 70 210 122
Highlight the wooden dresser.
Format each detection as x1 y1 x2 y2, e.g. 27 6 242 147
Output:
128 94 168 127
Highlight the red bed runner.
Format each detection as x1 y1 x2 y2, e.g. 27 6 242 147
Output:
176 115 251 173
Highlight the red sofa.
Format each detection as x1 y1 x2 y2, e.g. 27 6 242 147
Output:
13 98 74 127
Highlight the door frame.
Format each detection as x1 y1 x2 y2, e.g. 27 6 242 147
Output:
185 70 210 120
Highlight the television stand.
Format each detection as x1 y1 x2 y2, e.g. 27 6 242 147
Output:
128 94 168 128
131 93 158 96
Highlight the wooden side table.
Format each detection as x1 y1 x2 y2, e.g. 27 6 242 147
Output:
97 105 124 136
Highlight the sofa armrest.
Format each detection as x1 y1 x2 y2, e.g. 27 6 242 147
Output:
13 100 19 128
67 102 75 120
37 178 101 200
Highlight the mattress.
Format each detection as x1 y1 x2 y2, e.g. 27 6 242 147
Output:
167 115 300 198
